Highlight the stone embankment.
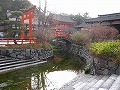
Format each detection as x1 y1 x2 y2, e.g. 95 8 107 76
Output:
69 44 120 75
0 48 53 73
0 48 53 60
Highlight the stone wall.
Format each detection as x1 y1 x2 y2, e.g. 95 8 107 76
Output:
0 48 53 60
69 44 93 63
69 44 120 75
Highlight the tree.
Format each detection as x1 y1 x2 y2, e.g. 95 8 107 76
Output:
88 25 119 42
33 0 51 43
0 0 32 21
11 11 23 42
4 11 23 44
70 13 90 25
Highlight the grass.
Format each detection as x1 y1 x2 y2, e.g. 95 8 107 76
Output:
0 43 52 49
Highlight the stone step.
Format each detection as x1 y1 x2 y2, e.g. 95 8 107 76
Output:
0 59 34 66
0 59 19 63
98 88 108 90
0 58 15 61
91 75 110 89
73 75 102 90
59 74 120 90
100 74 118 89
80 75 103 90
73 75 98 90
88 75 110 90
109 75 120 90
88 87 98 90
59 74 86 90
0 59 44 70
0 61 46 73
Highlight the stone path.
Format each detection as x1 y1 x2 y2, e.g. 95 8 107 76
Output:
59 74 120 90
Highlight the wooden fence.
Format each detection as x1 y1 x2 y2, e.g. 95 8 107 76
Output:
0 38 37 46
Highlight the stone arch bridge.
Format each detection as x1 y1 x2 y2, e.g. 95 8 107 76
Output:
52 36 73 50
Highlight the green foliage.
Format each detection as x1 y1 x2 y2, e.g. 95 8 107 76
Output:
0 0 32 20
70 13 90 25
84 64 91 74
90 41 120 62
4 20 21 24
116 34 120 40
9 11 23 20
4 11 24 38
3 20 22 38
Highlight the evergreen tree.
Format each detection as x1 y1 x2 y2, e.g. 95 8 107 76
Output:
0 0 32 20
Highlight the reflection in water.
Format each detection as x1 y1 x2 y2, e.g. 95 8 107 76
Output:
46 71 77 89
0 51 85 90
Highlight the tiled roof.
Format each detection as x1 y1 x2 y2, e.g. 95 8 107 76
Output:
53 14 75 23
76 12 120 28
75 22 87 28
85 12 120 23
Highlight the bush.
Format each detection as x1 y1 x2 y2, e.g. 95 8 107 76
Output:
71 30 90 46
80 25 119 42
116 34 120 40
89 25 119 42
90 41 120 62
71 25 118 47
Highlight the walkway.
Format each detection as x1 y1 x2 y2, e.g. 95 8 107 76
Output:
0 55 46 73
59 74 120 90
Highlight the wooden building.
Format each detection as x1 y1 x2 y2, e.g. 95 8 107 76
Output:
49 14 76 37
76 13 120 33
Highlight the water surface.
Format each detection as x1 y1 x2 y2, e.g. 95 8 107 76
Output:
0 51 85 90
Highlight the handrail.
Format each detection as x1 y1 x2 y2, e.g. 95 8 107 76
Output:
0 38 37 45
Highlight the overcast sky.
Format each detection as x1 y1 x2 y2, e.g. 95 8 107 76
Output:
29 0 120 18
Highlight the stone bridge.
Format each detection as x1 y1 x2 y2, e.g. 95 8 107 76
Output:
52 36 73 50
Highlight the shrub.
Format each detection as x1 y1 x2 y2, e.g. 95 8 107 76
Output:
90 41 120 62
71 25 118 47
88 25 119 42
33 28 55 43
71 30 90 46
116 34 120 40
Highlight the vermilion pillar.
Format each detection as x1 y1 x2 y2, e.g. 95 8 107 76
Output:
20 6 35 40
28 12 33 39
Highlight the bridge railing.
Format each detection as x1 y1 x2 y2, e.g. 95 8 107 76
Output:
0 38 37 46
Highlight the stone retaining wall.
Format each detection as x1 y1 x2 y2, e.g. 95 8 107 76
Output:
69 44 120 75
0 48 53 60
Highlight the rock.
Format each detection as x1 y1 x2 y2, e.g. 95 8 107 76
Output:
108 61 116 68
102 69 109 75
116 65 120 75
17 55 24 59
10 53 16 58
26 49 30 57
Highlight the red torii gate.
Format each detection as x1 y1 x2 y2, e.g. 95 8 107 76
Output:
0 6 37 46
20 6 36 39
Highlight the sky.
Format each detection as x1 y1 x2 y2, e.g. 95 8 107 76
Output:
28 0 120 18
